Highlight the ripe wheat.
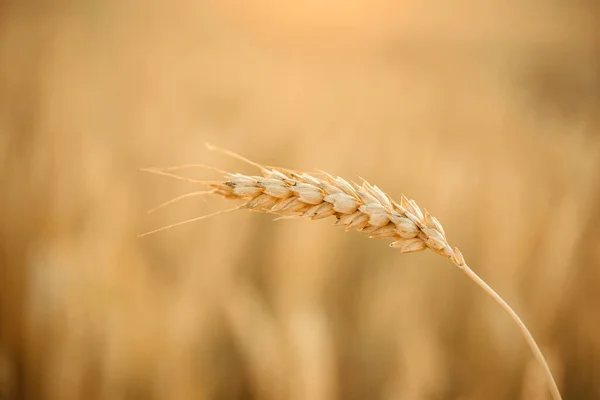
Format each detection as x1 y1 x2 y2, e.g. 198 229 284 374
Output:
140 144 562 400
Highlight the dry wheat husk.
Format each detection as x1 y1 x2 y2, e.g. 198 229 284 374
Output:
209 168 456 259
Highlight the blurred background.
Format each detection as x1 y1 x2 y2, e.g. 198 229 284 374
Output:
1 1 599 399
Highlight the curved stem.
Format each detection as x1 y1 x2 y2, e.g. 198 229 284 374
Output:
459 263 562 400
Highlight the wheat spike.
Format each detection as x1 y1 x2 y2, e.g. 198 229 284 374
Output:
140 146 562 400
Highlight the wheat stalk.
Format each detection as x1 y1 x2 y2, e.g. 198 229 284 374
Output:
141 144 562 400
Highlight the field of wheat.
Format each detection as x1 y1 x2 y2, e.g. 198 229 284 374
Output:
1 1 599 399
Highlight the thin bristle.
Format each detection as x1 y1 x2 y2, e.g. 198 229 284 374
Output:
140 168 217 185
147 190 215 214
138 205 242 237
157 163 229 175
205 142 265 170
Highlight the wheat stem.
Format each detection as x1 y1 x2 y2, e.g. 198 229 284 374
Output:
458 263 562 400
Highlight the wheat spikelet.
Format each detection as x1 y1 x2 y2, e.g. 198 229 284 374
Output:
140 145 562 400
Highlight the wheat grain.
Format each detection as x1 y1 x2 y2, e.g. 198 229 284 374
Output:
140 145 562 400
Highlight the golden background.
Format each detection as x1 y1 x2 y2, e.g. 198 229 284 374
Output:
1 1 599 399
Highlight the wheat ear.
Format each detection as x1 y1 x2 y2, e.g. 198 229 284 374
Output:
141 145 562 400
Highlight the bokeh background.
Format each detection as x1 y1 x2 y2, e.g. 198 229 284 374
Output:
1 1 599 399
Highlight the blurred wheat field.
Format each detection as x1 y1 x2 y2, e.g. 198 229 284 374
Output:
1 1 599 399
